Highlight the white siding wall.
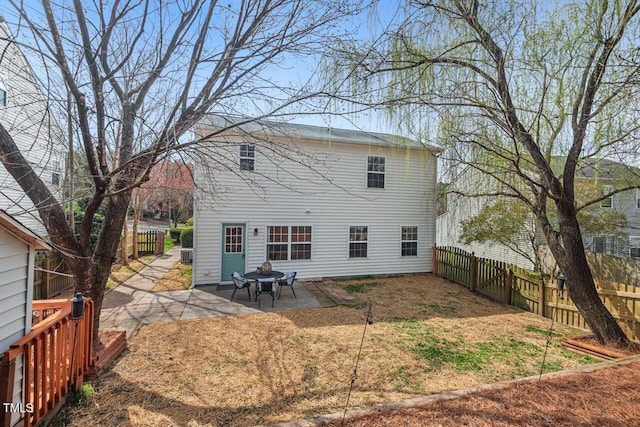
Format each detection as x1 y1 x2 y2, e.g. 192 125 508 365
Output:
194 138 438 284
0 20 65 236
0 227 31 426
0 227 29 351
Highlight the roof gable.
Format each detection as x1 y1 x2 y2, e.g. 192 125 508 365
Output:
0 211 50 250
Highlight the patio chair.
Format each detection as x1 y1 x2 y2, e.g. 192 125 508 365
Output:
256 278 276 308
277 270 297 299
231 272 251 301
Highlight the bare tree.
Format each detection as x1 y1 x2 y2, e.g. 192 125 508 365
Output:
329 0 640 345
0 0 361 343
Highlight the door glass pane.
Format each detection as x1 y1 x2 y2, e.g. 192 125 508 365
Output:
225 226 243 253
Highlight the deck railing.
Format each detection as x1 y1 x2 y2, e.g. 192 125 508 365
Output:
0 299 94 427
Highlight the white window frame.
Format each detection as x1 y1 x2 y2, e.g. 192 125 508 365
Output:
636 189 640 209
0 81 6 107
366 156 385 189
601 185 613 208
401 226 418 257
239 144 255 171
266 225 312 261
348 225 368 258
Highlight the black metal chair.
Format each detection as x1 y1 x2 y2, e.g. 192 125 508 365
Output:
277 270 297 299
231 272 251 301
256 278 275 308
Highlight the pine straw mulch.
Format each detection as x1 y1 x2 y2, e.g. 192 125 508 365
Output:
320 357 640 426
67 274 634 426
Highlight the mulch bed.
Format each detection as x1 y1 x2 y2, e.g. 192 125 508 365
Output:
318 357 640 426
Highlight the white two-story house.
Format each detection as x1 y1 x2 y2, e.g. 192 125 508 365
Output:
192 117 441 284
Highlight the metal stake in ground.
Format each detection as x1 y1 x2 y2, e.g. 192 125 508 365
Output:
341 300 373 426
539 275 565 380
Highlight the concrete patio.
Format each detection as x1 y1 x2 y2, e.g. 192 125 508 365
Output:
99 247 329 338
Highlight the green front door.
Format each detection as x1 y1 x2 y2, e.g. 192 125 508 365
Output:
221 223 246 282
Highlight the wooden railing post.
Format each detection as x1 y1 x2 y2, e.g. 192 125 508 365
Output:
470 253 477 292
0 353 16 427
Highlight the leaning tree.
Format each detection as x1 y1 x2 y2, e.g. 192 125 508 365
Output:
329 0 640 345
0 0 361 342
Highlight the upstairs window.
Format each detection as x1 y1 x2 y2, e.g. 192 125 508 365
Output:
349 226 368 258
51 160 61 186
401 226 418 256
239 144 255 171
367 156 385 188
601 185 613 208
636 189 640 209
0 87 6 107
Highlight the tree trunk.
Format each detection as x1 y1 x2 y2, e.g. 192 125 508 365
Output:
553 206 629 345
132 193 140 260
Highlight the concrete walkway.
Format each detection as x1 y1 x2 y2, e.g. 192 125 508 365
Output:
100 247 325 338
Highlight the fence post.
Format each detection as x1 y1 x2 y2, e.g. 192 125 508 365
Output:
432 246 438 276
504 268 513 305
539 280 546 318
44 255 51 299
470 253 477 292
156 232 165 255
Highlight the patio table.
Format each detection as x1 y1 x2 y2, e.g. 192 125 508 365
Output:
244 270 284 302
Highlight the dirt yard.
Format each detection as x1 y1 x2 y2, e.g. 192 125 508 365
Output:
67 274 635 426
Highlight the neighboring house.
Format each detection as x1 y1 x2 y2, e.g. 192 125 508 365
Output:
192 117 441 285
436 166 538 270
0 14 65 237
437 158 640 270
0 210 50 426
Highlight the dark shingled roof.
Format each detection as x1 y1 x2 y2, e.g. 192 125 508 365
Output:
198 115 442 154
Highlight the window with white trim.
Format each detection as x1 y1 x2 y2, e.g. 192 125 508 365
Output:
367 156 385 188
239 144 255 171
51 160 61 186
601 185 613 208
401 226 418 256
636 189 640 209
266 226 312 261
0 88 6 107
349 226 368 258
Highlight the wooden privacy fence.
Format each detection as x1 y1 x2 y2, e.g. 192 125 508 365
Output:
33 252 74 300
0 299 94 427
433 246 640 341
116 230 165 262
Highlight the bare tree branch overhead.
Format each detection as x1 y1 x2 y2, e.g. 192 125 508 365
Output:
329 0 640 345
0 0 362 343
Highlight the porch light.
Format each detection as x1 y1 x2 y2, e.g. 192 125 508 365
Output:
71 292 86 320
556 275 566 292
254 227 259 236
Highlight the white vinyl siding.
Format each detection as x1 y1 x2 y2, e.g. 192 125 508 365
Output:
0 21 65 236
193 129 438 284
0 227 32 427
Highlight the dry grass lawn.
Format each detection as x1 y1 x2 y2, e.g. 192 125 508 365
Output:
70 274 597 426
151 262 192 292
